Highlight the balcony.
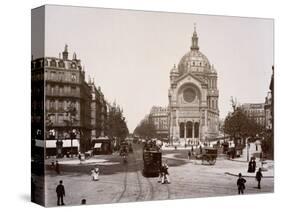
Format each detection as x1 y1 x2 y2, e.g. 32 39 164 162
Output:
45 90 80 98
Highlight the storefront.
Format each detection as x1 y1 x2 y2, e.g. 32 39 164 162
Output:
92 137 112 155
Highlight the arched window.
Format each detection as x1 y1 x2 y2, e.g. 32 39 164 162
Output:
194 122 199 138
187 121 193 138
50 59 57 67
179 123 185 138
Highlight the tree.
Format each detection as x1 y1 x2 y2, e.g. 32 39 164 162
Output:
133 117 157 139
107 104 129 141
224 107 263 145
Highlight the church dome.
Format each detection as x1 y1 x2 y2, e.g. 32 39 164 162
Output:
178 26 211 75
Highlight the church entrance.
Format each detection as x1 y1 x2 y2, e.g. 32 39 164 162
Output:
194 122 199 138
187 121 193 138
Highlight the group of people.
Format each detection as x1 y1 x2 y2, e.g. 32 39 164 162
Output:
236 168 263 194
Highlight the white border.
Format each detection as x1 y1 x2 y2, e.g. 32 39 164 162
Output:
0 0 279 211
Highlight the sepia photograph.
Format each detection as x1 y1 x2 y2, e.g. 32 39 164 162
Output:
31 5 274 207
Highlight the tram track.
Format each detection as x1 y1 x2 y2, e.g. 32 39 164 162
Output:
115 160 128 203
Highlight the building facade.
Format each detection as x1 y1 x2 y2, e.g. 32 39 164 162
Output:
241 103 265 127
149 106 169 139
168 27 219 145
264 66 274 131
32 45 109 154
88 78 108 139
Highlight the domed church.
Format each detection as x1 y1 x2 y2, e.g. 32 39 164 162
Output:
168 25 219 145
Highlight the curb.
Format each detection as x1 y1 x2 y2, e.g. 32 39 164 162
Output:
224 172 274 178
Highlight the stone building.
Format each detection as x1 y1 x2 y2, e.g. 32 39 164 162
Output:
42 45 92 152
241 103 265 127
264 66 274 131
168 26 219 145
32 45 110 154
88 78 108 139
149 106 169 139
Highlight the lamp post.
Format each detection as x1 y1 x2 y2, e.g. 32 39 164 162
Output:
64 103 77 158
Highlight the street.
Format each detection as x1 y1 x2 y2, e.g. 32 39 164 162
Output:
44 144 274 207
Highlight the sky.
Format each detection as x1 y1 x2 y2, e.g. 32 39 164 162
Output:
32 5 274 133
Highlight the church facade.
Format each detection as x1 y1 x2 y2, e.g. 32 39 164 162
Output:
168 27 219 145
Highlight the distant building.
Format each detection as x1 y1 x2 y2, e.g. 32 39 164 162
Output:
149 106 169 138
264 92 272 130
168 26 219 145
241 103 265 126
88 78 108 139
264 66 274 131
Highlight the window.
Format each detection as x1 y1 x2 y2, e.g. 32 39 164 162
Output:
71 73 77 82
50 100 55 110
50 59 56 67
58 114 64 124
50 71 56 80
58 101 63 110
59 85 63 94
58 72 64 81
71 86 76 94
71 62 76 69
50 85 55 94
58 60 65 68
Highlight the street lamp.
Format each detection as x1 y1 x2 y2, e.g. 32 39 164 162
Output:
64 103 78 158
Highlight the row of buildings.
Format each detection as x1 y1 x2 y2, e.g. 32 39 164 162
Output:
32 45 111 153
240 66 273 131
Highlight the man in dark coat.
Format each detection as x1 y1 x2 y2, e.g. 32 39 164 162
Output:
56 180 65 206
237 173 246 194
256 168 263 189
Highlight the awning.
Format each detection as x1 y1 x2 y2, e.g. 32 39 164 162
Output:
94 143 102 148
45 139 79 148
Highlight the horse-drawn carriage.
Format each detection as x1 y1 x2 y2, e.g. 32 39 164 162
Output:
196 147 218 165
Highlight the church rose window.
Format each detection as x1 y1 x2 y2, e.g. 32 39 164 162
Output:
183 88 196 103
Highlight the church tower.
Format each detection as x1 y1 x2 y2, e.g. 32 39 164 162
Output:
168 25 219 146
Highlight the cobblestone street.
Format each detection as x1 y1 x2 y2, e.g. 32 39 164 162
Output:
43 144 274 207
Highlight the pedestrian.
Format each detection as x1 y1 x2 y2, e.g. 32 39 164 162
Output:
191 145 194 153
161 161 171 184
188 151 191 160
252 158 256 172
55 160 60 174
256 168 263 189
248 158 253 173
78 152 82 164
91 167 100 181
56 180 65 206
237 173 246 194
199 145 202 154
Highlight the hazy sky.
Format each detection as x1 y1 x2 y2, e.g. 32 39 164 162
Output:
34 5 274 133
